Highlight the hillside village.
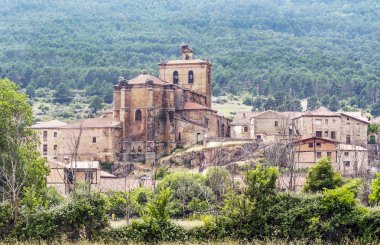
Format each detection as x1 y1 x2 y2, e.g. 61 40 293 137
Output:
30 45 380 195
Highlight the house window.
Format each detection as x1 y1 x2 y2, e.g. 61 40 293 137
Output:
54 132 57 138
185 54 190 60
205 117 209 127
188 70 194 83
315 119 322 125
316 131 322 137
135 109 142 121
308 142 313 148
256 135 262 139
43 131 48 140
274 121 278 127
344 161 350 167
92 137 96 143
327 152 332 157
325 119 328 124
344 152 349 156
347 117 350 121
173 71 179 84
43 144 47 155
316 152 322 158
85 171 94 183
346 135 351 144
54 144 57 150
178 133 182 142
67 170 74 184
370 135 376 144
331 131 336 139
316 142 321 148
324 131 328 137
289 129 293 135
332 119 336 124
244 126 248 132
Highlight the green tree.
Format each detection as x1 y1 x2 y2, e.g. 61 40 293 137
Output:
304 157 343 193
53 83 73 104
0 78 48 223
145 187 172 223
368 123 380 133
244 164 279 200
89 96 103 113
371 101 380 117
307 96 320 110
205 166 232 201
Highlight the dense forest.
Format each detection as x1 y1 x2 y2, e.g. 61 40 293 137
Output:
0 0 379 113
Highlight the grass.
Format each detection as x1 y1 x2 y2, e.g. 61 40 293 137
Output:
212 96 252 118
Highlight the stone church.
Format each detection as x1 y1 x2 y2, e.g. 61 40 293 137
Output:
113 45 230 163
33 45 231 164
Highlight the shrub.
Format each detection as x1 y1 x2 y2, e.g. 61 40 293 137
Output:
304 157 343 193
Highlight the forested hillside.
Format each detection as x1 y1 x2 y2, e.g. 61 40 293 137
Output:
0 0 379 113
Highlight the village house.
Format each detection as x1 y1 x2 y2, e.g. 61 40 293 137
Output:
230 111 259 139
32 45 231 164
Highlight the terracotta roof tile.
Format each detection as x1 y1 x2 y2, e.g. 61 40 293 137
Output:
231 111 261 126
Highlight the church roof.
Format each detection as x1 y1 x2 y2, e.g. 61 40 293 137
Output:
160 59 209 65
128 74 168 85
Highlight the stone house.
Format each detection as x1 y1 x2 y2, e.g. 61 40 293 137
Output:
230 111 259 139
32 117 122 163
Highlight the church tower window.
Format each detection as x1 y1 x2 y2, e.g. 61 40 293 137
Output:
173 71 179 84
188 70 194 84
135 109 142 121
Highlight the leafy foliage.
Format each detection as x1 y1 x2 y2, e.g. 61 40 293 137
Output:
0 1 379 111
304 157 343 193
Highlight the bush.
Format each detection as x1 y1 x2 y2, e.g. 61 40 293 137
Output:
0 202 13 240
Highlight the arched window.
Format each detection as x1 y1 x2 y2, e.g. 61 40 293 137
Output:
188 70 194 84
173 71 179 84
185 54 190 60
135 109 142 121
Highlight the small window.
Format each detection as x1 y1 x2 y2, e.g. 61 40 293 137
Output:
169 111 175 123
54 144 57 150
332 119 336 124
43 144 48 155
327 152 332 157
308 142 313 148
344 161 350 167
316 142 321 148
331 131 336 139
289 129 293 135
85 171 94 183
188 70 194 84
325 119 328 124
324 131 328 137
178 133 182 142
185 54 190 60
316 152 322 158
244 126 248 132
274 121 278 127
346 135 351 144
43 131 48 139
316 131 322 137
173 71 179 84
135 109 142 121
347 117 350 121
315 119 322 125
256 135 262 139
344 152 349 156
54 132 57 138
92 137 96 143
205 117 209 127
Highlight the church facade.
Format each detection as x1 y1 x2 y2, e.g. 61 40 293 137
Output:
113 45 230 163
